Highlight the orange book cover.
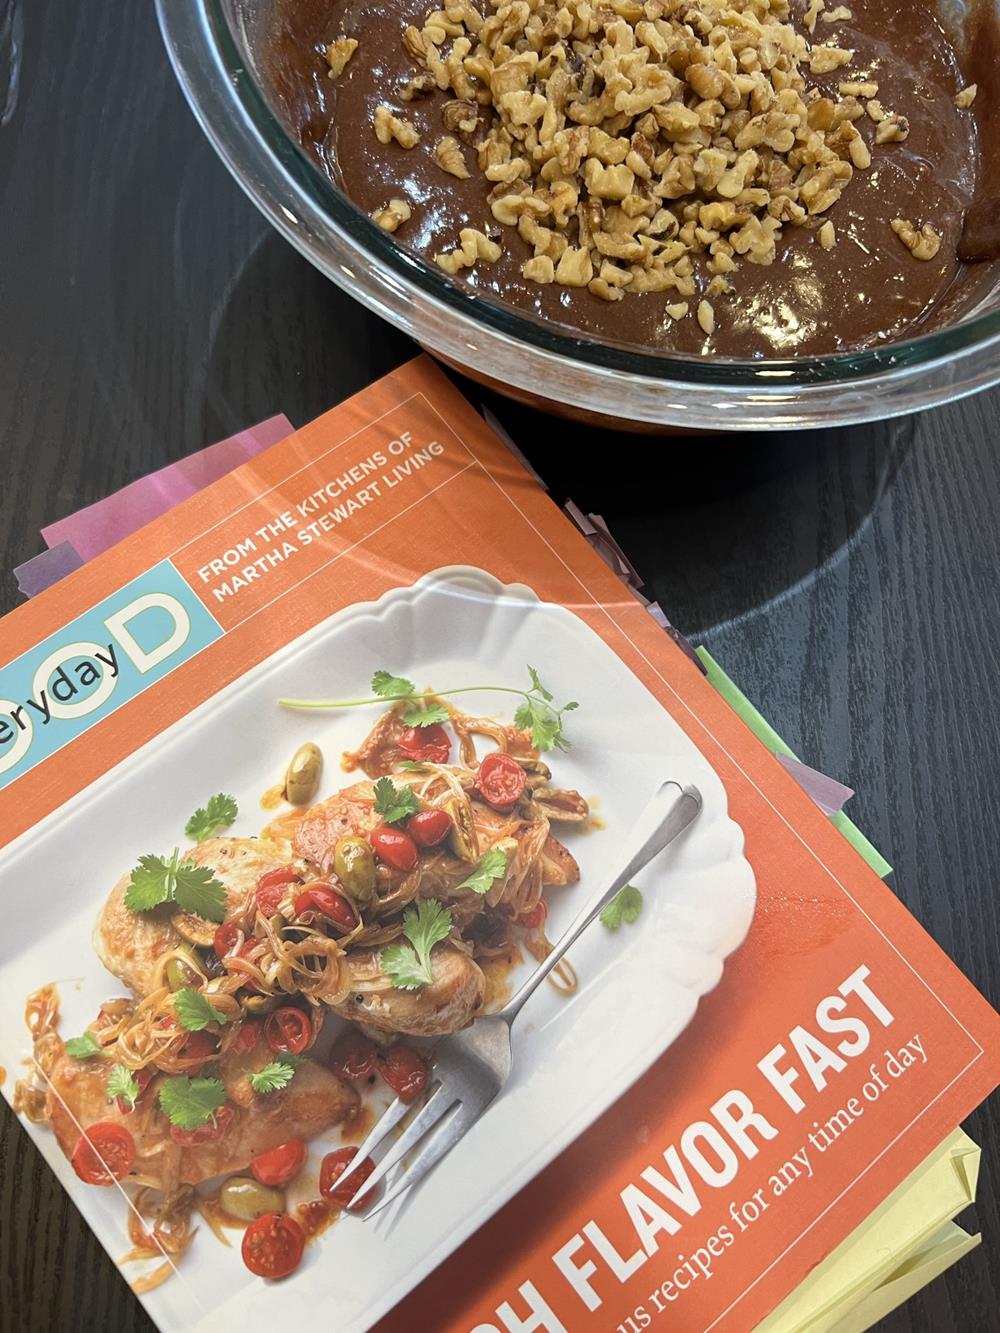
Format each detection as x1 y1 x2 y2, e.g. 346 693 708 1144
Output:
1 356 998 1333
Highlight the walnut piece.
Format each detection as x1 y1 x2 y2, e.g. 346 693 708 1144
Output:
875 114 910 143
434 136 471 178
373 106 421 148
436 227 502 273
697 299 715 335
955 84 978 109
400 72 437 101
818 220 836 249
371 198 413 233
891 218 942 261
326 38 358 79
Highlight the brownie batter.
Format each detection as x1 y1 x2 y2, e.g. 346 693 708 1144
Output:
262 0 995 357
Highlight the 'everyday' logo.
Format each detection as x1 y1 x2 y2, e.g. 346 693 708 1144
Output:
0 563 222 790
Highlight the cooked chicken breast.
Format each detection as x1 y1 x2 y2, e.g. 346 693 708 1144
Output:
45 1046 358 1191
93 837 304 997
337 941 486 1036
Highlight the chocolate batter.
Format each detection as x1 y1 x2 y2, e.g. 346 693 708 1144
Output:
263 0 995 356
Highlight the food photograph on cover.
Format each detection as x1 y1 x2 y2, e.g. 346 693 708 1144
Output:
2 3 1000 1333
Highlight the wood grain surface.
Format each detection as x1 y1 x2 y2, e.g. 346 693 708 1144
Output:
1 2 999 1330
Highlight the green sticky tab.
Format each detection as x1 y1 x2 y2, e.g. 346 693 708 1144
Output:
696 647 892 879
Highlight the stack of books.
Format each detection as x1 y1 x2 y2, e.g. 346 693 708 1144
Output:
2 357 996 1333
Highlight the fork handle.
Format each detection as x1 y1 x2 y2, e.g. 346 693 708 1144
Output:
499 781 702 1026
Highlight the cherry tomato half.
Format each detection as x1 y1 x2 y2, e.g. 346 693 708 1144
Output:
380 1043 429 1103
516 898 548 931
407 808 453 848
116 1066 154 1115
319 1147 381 1211
71 1122 136 1185
256 867 303 917
251 1138 307 1188
329 1031 379 1082
476 752 527 811
241 1212 305 1279
232 1018 262 1057
398 724 450 764
213 920 241 959
170 1103 235 1147
369 825 418 873
265 1007 312 1056
293 882 359 932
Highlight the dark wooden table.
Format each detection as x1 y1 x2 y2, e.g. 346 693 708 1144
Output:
2 2 999 1330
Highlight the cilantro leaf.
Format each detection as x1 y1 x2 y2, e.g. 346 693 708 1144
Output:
382 899 453 990
398 759 430 773
600 885 644 931
455 845 509 896
185 793 238 844
515 699 562 752
158 1076 227 1130
172 863 227 922
250 1057 301 1094
372 670 415 699
124 853 176 913
123 850 226 921
527 666 552 702
65 1031 102 1060
106 1064 140 1111
401 701 450 728
173 989 229 1032
373 776 421 824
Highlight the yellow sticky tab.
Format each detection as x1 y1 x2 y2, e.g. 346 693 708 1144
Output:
757 1129 980 1332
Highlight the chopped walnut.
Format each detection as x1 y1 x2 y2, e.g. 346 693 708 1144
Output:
697 299 715 335
818 220 836 248
433 136 471 178
373 106 421 148
326 38 358 79
875 114 910 143
436 227 502 274
803 0 825 33
666 302 690 320
955 84 978 109
891 218 942 261
442 99 480 134
809 46 854 73
400 72 437 101
522 255 555 283
848 134 872 169
371 198 412 233
396 0 920 307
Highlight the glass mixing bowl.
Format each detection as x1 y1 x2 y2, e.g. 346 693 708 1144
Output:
156 0 1000 430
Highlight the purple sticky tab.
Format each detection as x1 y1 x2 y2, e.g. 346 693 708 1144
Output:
41 415 293 561
564 501 646 590
14 541 85 598
775 752 855 816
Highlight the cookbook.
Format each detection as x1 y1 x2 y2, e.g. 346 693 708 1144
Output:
1 356 998 1333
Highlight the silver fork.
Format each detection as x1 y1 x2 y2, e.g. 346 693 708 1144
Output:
342 780 703 1215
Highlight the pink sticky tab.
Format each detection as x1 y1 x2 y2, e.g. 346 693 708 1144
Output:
41 415 293 561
